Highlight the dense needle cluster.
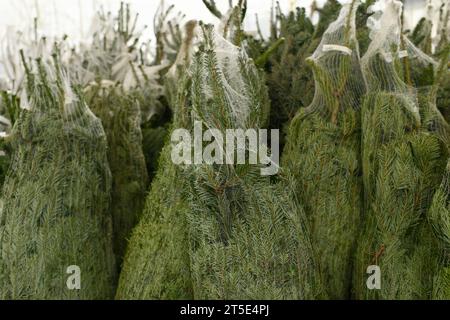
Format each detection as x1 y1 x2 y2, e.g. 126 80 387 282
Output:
0 0 448 300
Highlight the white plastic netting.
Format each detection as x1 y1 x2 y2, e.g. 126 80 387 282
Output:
353 0 449 299
304 0 366 121
0 57 116 299
362 0 421 117
192 26 254 128
426 0 449 51
282 0 365 299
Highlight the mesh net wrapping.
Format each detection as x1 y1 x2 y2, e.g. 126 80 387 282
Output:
353 0 449 299
283 0 365 299
116 74 193 299
84 86 149 265
117 25 322 299
0 60 116 299
184 25 320 299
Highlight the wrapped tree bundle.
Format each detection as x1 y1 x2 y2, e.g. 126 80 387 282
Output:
69 4 164 263
85 86 148 264
118 23 322 300
353 0 448 299
116 75 194 299
282 1 365 299
416 50 450 147
408 0 450 122
0 57 116 299
116 20 200 299
183 24 321 300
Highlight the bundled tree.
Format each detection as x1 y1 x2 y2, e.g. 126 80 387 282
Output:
69 3 164 263
0 55 116 299
282 0 365 299
118 20 323 299
408 0 450 122
183 24 321 299
115 126 194 299
416 46 450 146
84 86 149 265
353 0 448 299
116 27 197 299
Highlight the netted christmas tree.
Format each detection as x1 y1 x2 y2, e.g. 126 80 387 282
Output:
248 0 344 153
68 3 161 263
409 0 450 123
353 0 448 299
282 0 365 300
117 20 322 299
183 24 321 300
84 86 149 265
117 152 191 298
116 73 194 299
400 3 450 145
0 55 116 299
416 46 450 147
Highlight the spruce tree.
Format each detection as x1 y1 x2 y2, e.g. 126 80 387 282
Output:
283 0 365 299
184 24 321 299
0 56 116 299
70 4 158 263
353 0 448 299
117 21 322 299
116 18 200 299
84 86 148 265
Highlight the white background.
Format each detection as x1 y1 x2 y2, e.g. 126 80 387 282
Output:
0 0 427 76
0 0 426 41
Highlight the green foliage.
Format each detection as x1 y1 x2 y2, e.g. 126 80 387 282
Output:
354 91 447 299
283 2 365 299
0 92 19 189
429 159 450 299
352 1 449 299
85 87 149 265
118 24 322 300
437 72 450 122
116 143 193 299
264 6 316 145
0 59 116 299
410 17 433 55
141 125 168 180
116 73 193 300
1 0 449 301
183 25 321 299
